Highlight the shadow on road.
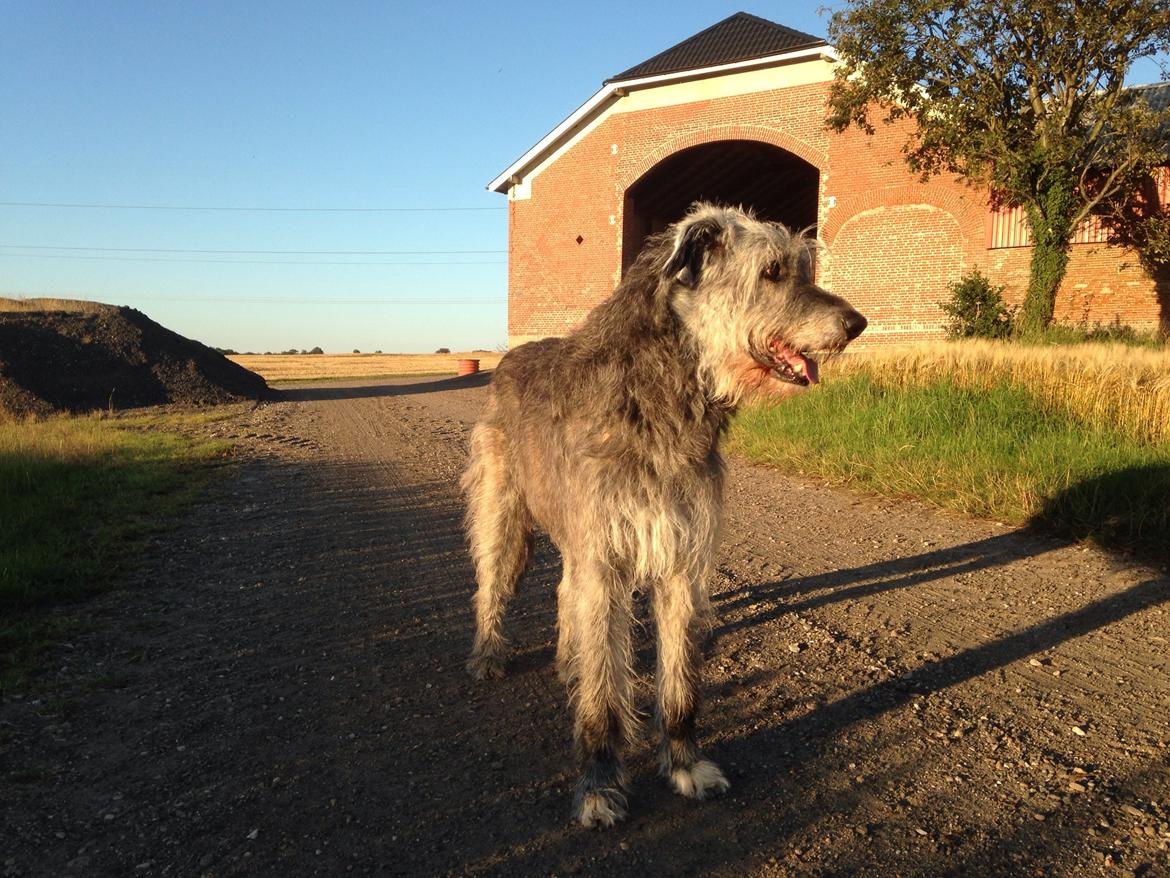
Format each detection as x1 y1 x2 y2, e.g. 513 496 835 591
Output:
1027 462 1170 565
475 529 1169 875
713 531 1045 638
277 369 492 402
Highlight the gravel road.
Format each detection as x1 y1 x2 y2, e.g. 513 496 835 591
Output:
2 374 1168 877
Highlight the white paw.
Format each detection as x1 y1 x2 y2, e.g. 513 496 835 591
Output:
576 788 627 828
670 759 730 800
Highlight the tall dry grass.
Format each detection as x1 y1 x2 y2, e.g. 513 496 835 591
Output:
0 297 117 314
831 340 1170 446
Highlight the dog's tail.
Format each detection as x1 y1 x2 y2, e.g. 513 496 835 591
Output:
463 416 534 677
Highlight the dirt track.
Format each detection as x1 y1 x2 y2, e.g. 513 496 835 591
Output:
2 375 1169 877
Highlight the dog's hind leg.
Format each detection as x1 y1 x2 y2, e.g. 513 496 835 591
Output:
555 557 577 685
653 574 730 801
570 561 635 828
463 424 533 680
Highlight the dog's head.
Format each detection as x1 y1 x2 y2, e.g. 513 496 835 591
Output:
662 203 866 403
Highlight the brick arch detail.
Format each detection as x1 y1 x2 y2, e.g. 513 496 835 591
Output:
826 203 966 345
821 183 984 251
617 124 826 192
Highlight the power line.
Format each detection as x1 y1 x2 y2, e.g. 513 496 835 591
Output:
0 252 503 266
1 243 505 255
1 293 504 306
142 295 505 305
0 200 506 213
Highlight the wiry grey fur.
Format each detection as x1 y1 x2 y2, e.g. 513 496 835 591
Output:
461 203 867 828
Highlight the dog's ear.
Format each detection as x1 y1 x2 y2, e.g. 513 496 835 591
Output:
664 213 725 288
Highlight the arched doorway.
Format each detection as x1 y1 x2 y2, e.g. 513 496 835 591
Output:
621 139 820 273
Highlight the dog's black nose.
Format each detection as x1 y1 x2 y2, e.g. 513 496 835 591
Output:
842 310 867 341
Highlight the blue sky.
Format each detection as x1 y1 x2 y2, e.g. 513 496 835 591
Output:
2 3 1166 353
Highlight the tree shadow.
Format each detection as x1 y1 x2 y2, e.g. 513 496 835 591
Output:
277 369 491 402
1026 463 1170 564
1153 263 1170 337
713 531 1043 639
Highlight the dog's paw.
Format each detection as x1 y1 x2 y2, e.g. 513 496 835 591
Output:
574 787 628 829
669 759 730 800
466 652 506 680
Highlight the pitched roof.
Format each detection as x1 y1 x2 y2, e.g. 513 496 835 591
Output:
1135 81 1170 115
1134 81 1170 139
606 12 826 83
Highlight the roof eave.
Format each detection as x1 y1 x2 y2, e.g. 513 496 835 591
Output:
486 45 840 194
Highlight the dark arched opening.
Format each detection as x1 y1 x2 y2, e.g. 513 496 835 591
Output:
621 139 820 273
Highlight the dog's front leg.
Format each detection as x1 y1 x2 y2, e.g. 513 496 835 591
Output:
569 562 634 828
653 573 730 801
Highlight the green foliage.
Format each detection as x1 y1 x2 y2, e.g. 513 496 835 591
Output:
1027 319 1167 348
939 270 1013 339
729 376 1170 560
827 0 1170 330
435 347 451 354
0 414 229 612
1 413 230 690
1110 203 1170 271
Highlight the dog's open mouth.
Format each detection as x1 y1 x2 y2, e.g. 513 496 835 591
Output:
765 338 819 386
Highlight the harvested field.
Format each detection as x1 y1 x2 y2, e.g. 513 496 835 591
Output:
1 374 1167 877
230 351 503 382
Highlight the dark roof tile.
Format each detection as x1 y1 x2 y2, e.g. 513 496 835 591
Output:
607 12 826 83
1129 81 1170 148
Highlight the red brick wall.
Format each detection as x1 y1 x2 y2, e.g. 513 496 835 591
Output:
989 244 1162 328
506 76 1165 344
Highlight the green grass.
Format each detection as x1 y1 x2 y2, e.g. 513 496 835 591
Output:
1 411 233 690
729 376 1170 559
1022 321 1168 349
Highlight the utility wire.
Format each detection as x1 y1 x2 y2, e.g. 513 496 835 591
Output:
0 200 505 213
135 295 504 305
0 251 503 266
1 244 505 255
2 293 504 306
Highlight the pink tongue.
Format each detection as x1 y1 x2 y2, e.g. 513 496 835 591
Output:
787 352 819 385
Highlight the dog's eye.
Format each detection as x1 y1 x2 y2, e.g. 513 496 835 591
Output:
762 261 784 282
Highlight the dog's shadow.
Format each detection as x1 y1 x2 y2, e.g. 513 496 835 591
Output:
478 530 1169 874
711 531 1035 637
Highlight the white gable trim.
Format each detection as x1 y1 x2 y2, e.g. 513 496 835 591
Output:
486 45 839 194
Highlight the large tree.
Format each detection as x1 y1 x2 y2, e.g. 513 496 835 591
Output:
826 0 1170 333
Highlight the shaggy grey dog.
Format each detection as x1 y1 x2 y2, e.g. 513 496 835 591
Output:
462 203 866 828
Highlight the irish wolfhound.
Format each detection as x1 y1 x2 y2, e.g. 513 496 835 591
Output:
462 203 866 827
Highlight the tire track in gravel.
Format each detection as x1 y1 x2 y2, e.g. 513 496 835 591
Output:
2 374 1167 878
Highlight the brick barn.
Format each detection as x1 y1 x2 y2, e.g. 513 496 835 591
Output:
488 12 1169 347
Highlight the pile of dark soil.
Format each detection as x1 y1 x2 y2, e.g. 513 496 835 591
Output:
0 299 268 416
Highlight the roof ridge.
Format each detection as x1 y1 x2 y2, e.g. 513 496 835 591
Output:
606 12 826 84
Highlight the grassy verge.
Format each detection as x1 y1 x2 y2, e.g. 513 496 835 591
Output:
729 344 1170 560
1 410 233 691
1025 322 1168 349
